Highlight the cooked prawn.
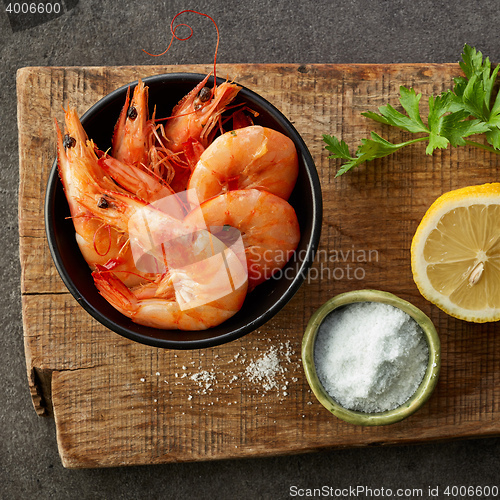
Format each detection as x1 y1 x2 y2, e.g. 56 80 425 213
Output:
111 80 183 185
187 125 299 205
112 79 150 168
142 10 241 191
162 73 241 153
57 107 167 287
92 230 248 330
184 189 300 290
148 74 241 193
58 69 301 329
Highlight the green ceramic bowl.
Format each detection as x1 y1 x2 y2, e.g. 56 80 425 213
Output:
302 289 440 426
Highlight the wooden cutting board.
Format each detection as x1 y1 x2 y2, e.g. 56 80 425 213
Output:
18 63 500 469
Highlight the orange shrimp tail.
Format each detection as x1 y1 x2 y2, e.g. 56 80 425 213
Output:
93 266 138 315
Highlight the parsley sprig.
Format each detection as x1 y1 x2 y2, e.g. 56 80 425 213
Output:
324 45 500 177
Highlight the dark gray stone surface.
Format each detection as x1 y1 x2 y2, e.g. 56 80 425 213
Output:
2 1 499 498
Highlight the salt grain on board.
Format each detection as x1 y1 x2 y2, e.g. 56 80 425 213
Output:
245 347 281 391
136 338 299 406
190 370 217 393
244 342 296 394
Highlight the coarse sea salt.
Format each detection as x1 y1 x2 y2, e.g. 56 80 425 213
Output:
314 301 429 413
245 347 281 391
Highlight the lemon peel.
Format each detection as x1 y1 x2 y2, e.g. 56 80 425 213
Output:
411 183 500 323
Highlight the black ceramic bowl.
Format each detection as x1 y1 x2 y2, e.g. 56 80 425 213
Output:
45 73 322 349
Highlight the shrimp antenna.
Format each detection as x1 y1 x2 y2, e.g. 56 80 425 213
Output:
142 10 220 86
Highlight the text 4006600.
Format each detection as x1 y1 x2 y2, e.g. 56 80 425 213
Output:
5 3 61 14
444 485 498 497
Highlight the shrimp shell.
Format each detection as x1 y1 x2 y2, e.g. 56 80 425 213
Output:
185 189 301 291
112 79 149 167
93 231 248 330
163 73 241 152
98 154 180 206
57 107 168 287
187 125 299 204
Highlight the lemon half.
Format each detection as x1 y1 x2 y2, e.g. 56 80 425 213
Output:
411 183 500 323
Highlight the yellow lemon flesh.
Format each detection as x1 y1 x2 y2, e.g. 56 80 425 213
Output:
411 183 500 323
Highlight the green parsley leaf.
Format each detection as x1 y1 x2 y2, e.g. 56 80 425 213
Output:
453 44 500 140
322 134 352 160
439 112 490 147
324 44 500 176
325 132 428 177
486 127 500 150
459 44 484 80
361 87 428 134
461 73 489 120
425 93 454 154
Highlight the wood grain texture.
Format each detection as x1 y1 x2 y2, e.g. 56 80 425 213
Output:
17 64 500 468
